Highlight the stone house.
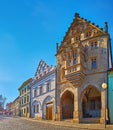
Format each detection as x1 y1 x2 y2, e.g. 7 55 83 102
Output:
55 13 112 123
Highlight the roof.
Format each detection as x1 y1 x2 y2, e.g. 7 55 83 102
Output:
18 78 32 90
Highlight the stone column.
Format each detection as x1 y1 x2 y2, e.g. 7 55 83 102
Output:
100 89 108 123
55 106 61 121
73 88 81 123
100 89 105 123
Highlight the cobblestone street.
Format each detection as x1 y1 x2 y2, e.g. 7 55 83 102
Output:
0 115 113 130
0 116 82 130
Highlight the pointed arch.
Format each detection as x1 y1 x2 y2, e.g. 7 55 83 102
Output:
81 86 101 118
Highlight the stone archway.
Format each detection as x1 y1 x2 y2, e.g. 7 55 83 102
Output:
60 90 74 119
81 86 101 118
42 96 54 120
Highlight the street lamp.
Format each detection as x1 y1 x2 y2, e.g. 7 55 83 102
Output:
102 83 107 129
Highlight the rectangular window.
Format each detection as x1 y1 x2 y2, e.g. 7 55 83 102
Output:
24 97 26 104
90 41 98 50
27 95 29 102
39 86 43 95
37 105 39 113
46 82 50 92
27 107 29 113
91 58 97 69
34 89 37 97
34 105 35 113
73 58 76 65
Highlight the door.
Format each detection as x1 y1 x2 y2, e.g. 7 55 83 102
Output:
46 105 53 120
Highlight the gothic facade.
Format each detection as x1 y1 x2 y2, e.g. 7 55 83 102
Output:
55 13 112 123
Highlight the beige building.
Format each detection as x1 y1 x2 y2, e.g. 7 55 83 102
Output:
10 97 19 116
18 78 32 117
56 13 112 123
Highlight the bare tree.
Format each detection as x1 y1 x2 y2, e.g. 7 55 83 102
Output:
0 95 6 110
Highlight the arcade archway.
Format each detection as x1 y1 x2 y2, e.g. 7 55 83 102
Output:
82 86 101 118
60 90 74 119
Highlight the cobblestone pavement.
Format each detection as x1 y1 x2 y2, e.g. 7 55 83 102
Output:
0 115 85 130
0 115 113 130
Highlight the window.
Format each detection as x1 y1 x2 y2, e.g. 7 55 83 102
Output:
33 105 35 113
34 105 39 113
24 97 26 104
27 86 29 91
34 89 37 97
27 95 29 102
37 105 39 113
73 58 76 65
46 82 50 92
90 42 98 50
39 86 43 95
91 58 97 69
25 88 26 93
22 98 23 104
27 107 29 113
85 31 92 38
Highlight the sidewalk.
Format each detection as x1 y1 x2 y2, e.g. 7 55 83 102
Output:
21 117 113 130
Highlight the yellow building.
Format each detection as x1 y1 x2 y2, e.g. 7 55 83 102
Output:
18 78 32 118
56 13 112 123
10 97 19 116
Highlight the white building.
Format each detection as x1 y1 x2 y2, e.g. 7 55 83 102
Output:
30 60 56 120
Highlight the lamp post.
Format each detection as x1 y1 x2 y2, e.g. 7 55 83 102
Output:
102 83 107 129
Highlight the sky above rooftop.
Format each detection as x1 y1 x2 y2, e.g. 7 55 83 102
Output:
0 0 113 105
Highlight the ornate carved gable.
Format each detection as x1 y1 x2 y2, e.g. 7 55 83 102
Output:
35 60 50 76
58 13 107 54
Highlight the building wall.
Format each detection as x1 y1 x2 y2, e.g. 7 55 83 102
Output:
18 79 31 118
56 13 110 123
108 70 113 124
30 60 56 120
31 72 56 120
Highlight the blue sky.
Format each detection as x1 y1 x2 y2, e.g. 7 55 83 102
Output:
0 0 113 105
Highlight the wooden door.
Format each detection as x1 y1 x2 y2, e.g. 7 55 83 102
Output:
46 106 52 120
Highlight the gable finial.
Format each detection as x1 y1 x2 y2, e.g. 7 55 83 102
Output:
104 22 108 33
75 13 80 18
